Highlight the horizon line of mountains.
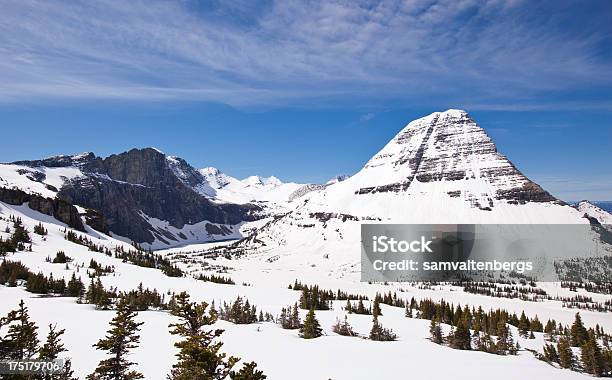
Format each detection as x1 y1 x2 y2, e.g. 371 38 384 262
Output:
0 109 610 249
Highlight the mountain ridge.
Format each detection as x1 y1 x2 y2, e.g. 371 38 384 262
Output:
1 148 260 247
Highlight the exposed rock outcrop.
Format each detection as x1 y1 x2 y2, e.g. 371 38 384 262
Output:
0 187 85 231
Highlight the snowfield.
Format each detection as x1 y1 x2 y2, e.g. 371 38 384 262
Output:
0 287 601 380
0 200 610 379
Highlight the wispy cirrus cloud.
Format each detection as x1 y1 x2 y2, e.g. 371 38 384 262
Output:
536 176 612 201
0 0 611 108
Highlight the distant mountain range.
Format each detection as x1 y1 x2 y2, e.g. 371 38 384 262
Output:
0 148 348 248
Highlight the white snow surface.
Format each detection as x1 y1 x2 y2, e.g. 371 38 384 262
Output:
577 200 612 230
0 201 609 379
0 163 84 197
198 167 305 212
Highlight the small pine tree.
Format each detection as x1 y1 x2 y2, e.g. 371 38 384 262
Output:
494 318 516 355
570 312 588 347
478 333 495 353
518 311 530 338
39 324 65 360
52 251 70 264
4 300 39 359
87 297 144 380
229 362 267 380
66 273 83 298
168 292 238 380
558 337 575 369
39 324 78 380
581 331 604 376
530 315 543 333
372 298 382 317
449 315 471 350
290 303 300 329
300 309 322 339
369 315 397 342
405 304 413 318
429 317 443 344
543 343 559 364
33 222 48 236
332 316 356 337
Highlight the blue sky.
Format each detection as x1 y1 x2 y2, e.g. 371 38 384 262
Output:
0 0 611 200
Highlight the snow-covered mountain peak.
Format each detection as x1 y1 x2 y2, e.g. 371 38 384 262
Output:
326 174 350 185
349 109 558 209
242 175 283 187
576 200 612 227
198 167 236 190
200 166 222 176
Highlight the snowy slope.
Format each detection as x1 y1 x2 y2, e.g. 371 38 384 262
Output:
0 160 87 198
576 200 612 230
0 201 608 379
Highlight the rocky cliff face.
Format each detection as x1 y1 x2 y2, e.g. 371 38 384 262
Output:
10 148 260 245
0 187 85 231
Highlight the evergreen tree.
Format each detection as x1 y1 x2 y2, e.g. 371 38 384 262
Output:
449 315 471 350
33 222 48 236
581 331 605 377
429 317 443 344
544 319 557 335
530 315 543 333
39 324 65 360
229 362 267 380
66 273 84 298
518 311 530 338
494 318 517 355
405 304 413 318
87 297 144 380
558 337 575 369
570 312 588 347
478 333 495 353
289 303 300 330
2 300 39 359
332 316 356 337
355 299 368 315
300 309 322 339
369 315 397 341
168 292 238 380
543 343 559 364
39 324 78 380
372 298 382 317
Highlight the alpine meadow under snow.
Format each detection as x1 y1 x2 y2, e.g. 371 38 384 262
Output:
1 110 611 379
